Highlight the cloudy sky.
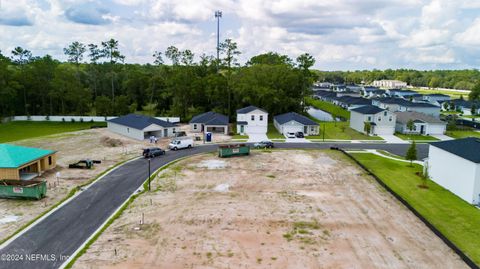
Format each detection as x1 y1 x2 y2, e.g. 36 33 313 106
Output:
0 0 479 70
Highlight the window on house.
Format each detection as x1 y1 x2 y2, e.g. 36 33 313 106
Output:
260 115 263 121
389 117 392 121
378 117 381 121
367 116 372 121
384 111 387 116
48 156 52 165
251 115 255 121
193 124 197 129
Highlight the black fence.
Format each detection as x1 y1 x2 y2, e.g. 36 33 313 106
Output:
336 148 479 269
457 119 480 130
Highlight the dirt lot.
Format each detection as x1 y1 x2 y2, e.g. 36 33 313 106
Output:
0 125 231 243
73 150 467 269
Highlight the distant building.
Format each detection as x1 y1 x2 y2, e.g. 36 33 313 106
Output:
373 80 407 88
427 138 480 204
386 89 418 98
350 105 396 135
0 144 56 180
107 114 176 140
395 111 446 135
273 112 319 136
189 111 229 134
372 97 441 117
423 94 450 106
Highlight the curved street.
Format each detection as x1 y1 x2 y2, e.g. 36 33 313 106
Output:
0 142 428 269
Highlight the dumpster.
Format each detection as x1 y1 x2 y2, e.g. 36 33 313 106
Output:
218 144 250 158
0 180 47 200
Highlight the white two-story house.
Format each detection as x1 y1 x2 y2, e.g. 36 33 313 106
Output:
349 105 396 135
236 106 268 135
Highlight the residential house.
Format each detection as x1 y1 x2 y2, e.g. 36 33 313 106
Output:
423 94 450 106
0 144 56 180
386 89 418 98
107 114 176 140
427 138 480 204
236 105 268 135
313 90 337 102
372 80 407 88
395 111 446 135
273 112 319 136
446 99 480 115
350 105 396 135
189 111 229 134
373 97 440 117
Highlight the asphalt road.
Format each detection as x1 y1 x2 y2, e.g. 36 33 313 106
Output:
0 142 428 269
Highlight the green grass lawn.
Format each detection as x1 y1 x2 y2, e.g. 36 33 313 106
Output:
306 97 350 120
350 153 480 265
232 134 248 139
307 121 383 140
267 123 285 139
446 130 480 139
410 88 469 100
394 133 439 141
0 121 106 143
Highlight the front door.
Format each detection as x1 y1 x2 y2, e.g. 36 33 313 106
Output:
304 126 308 134
420 125 425 135
240 125 244 134
163 129 168 137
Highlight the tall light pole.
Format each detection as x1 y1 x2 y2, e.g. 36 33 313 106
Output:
215 10 222 63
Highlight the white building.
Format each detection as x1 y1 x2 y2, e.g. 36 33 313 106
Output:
395 111 446 135
273 112 319 136
350 105 396 135
372 80 407 88
236 106 268 135
427 138 480 204
189 111 229 134
107 114 176 140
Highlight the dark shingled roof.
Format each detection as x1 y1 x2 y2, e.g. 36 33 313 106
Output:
189 111 229 125
274 112 318 126
432 138 480 163
108 114 175 129
236 105 267 114
350 105 385 115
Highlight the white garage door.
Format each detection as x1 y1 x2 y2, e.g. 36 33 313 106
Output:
282 125 303 135
427 124 446 135
246 126 267 134
374 126 394 135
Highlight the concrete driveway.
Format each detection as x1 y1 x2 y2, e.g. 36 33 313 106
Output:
247 133 269 142
378 134 408 144
431 134 453 141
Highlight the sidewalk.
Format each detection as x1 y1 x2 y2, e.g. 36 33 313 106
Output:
378 135 408 144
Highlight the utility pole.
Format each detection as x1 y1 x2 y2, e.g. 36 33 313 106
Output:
215 10 222 63
148 158 151 191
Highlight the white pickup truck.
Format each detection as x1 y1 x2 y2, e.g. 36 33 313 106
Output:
168 137 193 150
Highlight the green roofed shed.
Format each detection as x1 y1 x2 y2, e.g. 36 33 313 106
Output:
0 144 57 180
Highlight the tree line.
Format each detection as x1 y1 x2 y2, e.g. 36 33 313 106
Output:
0 39 317 121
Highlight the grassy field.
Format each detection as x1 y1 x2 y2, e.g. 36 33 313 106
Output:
410 88 469 100
308 121 382 140
306 97 350 120
350 153 480 265
445 130 480 139
267 123 285 139
395 133 439 141
0 121 106 143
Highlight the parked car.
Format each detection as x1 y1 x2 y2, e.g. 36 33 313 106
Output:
143 147 165 158
286 132 296 138
169 137 193 150
295 132 304 138
253 141 274 149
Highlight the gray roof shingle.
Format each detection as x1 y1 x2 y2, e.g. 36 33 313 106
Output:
189 111 229 125
432 138 480 163
236 105 267 114
395 111 444 124
274 112 318 126
108 114 175 129
350 105 385 115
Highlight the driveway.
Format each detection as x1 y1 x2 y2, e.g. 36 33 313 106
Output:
247 133 269 142
431 134 453 141
378 134 408 144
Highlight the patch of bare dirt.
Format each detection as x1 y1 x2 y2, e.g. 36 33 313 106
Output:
73 150 467 269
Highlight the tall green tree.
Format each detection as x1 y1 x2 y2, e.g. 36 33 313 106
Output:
100 39 125 102
219 39 241 119
63 41 86 71
406 141 417 166
11 47 33 115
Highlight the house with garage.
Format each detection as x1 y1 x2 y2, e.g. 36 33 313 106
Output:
386 89 418 99
350 105 396 135
427 138 480 204
273 112 319 136
189 111 229 134
399 101 441 117
236 105 268 135
0 144 56 180
423 94 450 106
395 111 446 135
107 114 176 140
446 99 480 116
